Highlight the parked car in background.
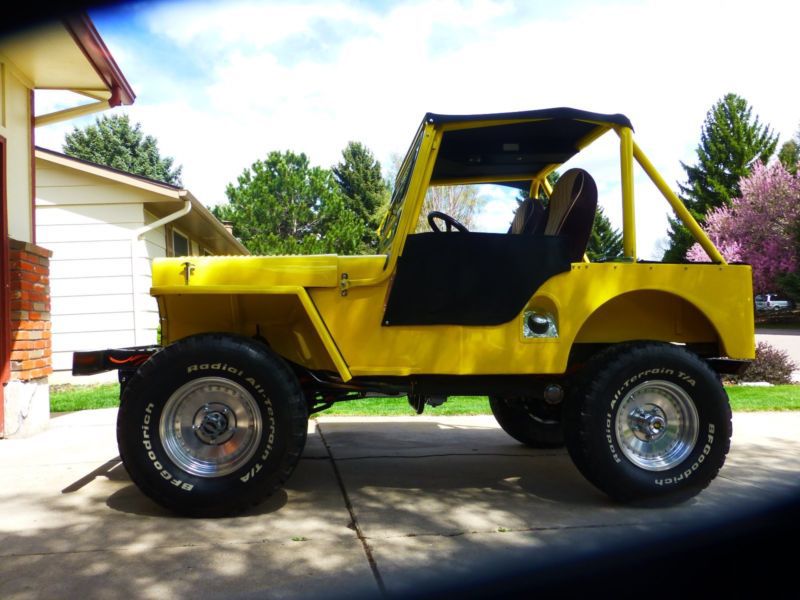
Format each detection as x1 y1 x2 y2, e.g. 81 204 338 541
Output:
755 294 794 311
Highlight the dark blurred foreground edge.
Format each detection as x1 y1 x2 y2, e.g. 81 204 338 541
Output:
0 0 123 37
397 489 800 599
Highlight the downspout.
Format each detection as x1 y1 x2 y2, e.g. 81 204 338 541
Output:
130 199 191 345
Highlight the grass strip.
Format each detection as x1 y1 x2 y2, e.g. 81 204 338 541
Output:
51 384 800 414
50 384 120 413
725 385 800 411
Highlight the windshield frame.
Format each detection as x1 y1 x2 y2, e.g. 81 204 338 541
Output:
378 123 426 255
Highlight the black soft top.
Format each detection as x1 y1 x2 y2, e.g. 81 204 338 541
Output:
425 107 632 128
425 108 633 189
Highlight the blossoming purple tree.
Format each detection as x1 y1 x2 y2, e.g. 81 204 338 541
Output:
687 161 800 293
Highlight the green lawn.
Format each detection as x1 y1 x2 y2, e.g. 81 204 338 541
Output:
51 384 800 414
50 384 120 413
320 395 490 416
725 385 800 411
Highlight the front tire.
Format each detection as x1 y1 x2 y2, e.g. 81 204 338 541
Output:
117 333 308 517
564 343 731 504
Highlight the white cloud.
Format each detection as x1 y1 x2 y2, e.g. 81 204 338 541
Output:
35 0 800 259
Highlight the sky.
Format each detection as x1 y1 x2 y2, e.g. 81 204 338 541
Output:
35 0 800 259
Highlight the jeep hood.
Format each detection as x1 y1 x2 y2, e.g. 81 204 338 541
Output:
151 255 339 293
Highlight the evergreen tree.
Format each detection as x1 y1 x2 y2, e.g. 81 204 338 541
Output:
63 114 182 185
586 206 623 261
213 150 366 255
514 171 561 204
333 142 390 248
663 93 777 262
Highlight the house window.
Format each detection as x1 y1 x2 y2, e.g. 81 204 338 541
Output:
172 229 189 256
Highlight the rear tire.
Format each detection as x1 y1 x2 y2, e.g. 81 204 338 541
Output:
117 333 308 517
489 396 564 448
564 343 731 504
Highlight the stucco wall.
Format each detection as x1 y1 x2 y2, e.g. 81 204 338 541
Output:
0 60 33 243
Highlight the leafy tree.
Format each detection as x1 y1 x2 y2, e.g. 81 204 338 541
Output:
382 150 487 233
213 151 367 255
778 126 800 174
63 114 182 185
778 224 800 301
664 94 778 262
586 206 623 261
415 185 486 232
333 142 390 247
686 161 800 293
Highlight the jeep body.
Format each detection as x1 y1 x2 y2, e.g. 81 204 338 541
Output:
75 108 754 515
150 109 754 386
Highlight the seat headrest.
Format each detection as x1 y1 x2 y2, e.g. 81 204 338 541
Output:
544 169 595 236
543 168 598 262
510 197 547 235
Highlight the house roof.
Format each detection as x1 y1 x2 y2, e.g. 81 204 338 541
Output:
36 146 184 195
35 147 249 256
0 14 134 105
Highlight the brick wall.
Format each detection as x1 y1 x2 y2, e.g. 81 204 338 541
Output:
8 239 52 381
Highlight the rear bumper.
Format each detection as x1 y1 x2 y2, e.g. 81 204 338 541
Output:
706 357 750 376
72 346 160 376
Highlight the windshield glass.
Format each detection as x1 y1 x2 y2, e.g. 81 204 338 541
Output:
413 184 514 233
378 125 425 254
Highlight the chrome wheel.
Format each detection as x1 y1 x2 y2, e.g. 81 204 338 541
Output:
160 377 263 478
615 380 699 471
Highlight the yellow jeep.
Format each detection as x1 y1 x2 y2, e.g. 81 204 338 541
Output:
75 108 754 516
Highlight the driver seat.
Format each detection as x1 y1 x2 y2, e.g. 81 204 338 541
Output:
544 168 597 262
510 196 547 235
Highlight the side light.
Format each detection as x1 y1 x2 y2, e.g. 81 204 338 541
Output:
523 310 558 339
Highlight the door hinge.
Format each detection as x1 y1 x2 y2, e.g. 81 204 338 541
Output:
181 261 195 285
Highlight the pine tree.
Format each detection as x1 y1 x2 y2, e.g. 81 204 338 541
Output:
63 114 182 185
663 94 777 262
213 150 366 256
333 142 390 248
586 206 623 261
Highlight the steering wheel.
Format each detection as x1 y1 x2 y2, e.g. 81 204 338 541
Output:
427 210 469 233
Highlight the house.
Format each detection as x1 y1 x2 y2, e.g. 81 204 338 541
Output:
35 148 249 384
1 14 135 437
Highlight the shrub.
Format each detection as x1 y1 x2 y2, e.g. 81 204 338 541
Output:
738 341 797 384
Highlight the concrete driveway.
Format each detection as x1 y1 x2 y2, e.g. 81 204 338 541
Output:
1 409 798 599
